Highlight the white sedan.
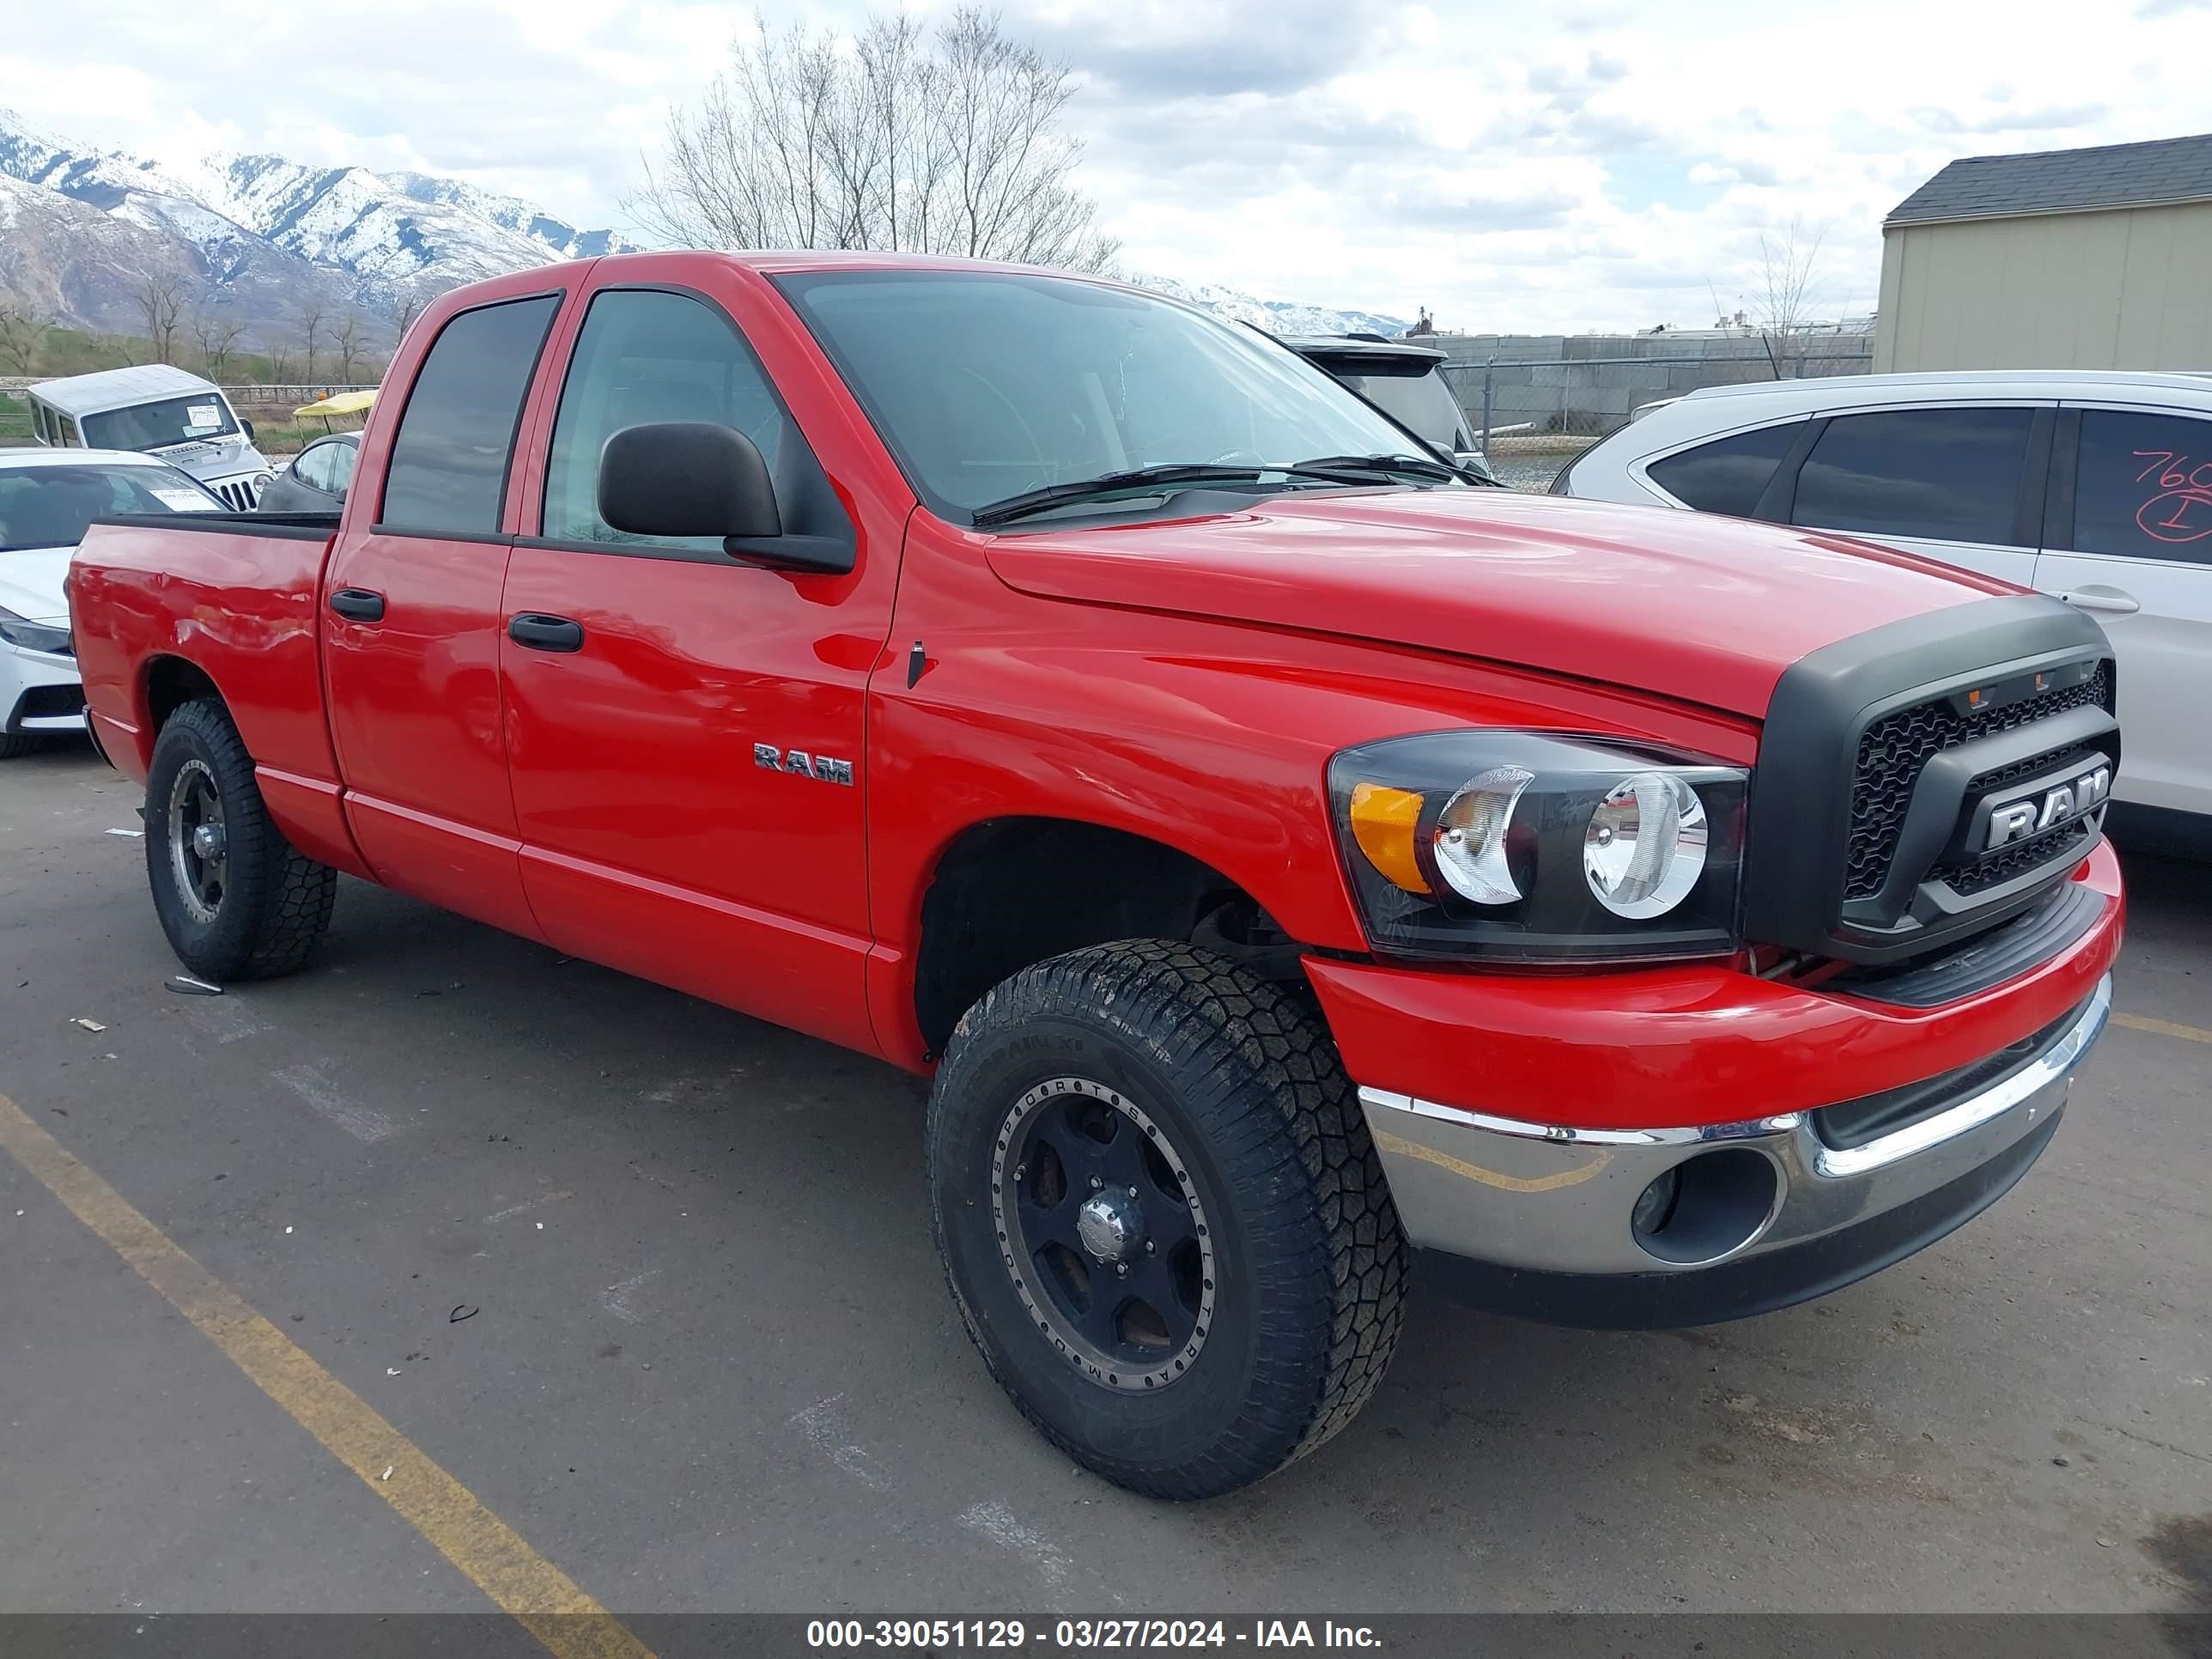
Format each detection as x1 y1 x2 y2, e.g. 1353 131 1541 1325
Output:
1553 369 2212 842
0 447 225 757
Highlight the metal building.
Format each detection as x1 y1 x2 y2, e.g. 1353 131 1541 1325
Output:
1874 132 2212 374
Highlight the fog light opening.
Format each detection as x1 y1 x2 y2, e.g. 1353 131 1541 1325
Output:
1631 1148 1779 1267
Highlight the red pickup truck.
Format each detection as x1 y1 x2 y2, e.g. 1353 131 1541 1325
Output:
71 252 2123 1498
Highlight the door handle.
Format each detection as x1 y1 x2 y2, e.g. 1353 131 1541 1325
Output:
2056 587 2141 616
507 613 586 653
327 586 386 623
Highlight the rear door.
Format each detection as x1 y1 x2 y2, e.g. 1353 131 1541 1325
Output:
322 286 565 938
2038 404 2212 817
1777 402 2051 586
495 266 897 1054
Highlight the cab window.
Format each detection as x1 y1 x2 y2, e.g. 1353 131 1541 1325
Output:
380 294 561 534
2069 409 2212 566
540 288 795 550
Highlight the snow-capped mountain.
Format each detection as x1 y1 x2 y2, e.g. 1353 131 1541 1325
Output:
0 106 640 343
1129 274 1412 340
0 106 1409 353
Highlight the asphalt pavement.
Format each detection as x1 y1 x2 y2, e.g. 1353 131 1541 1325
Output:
2 741 2207 1620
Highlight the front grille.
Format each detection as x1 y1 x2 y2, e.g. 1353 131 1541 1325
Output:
1936 818 2098 896
212 477 261 511
1845 662 2113 900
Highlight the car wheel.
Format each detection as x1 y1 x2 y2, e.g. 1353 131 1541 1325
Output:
0 734 43 759
927 939 1407 1499
145 699 337 981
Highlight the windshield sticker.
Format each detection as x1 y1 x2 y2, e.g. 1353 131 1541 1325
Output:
185 404 222 432
2131 451 2212 544
152 488 221 512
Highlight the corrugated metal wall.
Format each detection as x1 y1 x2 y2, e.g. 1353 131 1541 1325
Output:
1875 200 2212 373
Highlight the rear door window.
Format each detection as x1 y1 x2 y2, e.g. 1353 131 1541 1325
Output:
1790 406 2034 544
1645 422 1803 517
380 294 561 533
2068 408 2212 565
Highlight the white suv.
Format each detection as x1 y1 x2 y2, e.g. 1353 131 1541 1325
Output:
1555 370 2212 838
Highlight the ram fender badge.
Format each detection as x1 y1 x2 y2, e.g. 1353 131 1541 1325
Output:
754 743 854 786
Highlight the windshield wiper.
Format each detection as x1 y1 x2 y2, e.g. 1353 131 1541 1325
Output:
969 463 1368 526
1292 452 1468 483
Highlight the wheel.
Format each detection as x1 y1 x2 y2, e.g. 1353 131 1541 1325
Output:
0 733 43 759
145 699 337 981
927 940 1407 1499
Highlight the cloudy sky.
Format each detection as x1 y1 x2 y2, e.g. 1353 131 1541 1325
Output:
5 0 2209 330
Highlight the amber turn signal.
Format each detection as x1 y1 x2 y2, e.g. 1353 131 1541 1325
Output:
1347 781 1431 896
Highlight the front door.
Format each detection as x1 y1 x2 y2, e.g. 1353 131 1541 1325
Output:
323 288 564 939
497 280 896 1053
2038 404 2212 817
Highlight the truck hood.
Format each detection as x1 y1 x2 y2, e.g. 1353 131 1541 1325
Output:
0 547 71 623
984 489 2010 718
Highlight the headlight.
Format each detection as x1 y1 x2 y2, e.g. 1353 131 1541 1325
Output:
1329 731 1747 963
0 606 72 656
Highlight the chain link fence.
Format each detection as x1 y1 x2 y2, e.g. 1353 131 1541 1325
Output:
1439 345 1874 491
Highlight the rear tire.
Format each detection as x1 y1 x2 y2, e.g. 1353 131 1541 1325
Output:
927 940 1407 1499
145 699 336 981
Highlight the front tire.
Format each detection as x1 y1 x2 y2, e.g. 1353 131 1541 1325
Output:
0 733 43 759
145 699 337 981
927 940 1407 1499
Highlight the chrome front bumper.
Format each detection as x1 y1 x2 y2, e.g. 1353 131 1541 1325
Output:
1358 975 2110 1288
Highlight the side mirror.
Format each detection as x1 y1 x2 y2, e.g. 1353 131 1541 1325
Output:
599 421 781 539
240 417 257 442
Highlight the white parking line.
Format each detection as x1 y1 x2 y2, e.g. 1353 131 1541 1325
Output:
271 1061 398 1144
959 1499 1073 1589
791 1394 894 1492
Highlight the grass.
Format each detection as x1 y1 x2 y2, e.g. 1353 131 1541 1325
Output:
0 392 30 444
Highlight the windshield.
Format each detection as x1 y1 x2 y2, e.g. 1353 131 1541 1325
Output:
81 392 239 453
1334 366 1472 453
772 270 1436 518
0 464 223 552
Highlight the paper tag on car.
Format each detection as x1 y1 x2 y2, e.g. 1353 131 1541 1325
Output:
185 404 222 431
153 489 220 512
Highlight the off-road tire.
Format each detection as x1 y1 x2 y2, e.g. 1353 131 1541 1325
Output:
927 939 1407 1499
146 698 336 981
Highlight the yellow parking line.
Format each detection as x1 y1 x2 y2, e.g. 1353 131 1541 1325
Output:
2112 1012 2212 1045
0 1090 653 1659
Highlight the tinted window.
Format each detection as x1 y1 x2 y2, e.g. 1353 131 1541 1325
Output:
1335 367 1469 452
380 294 559 533
542 289 793 550
2070 409 2212 565
1647 422 1802 516
82 392 237 451
1791 407 2033 544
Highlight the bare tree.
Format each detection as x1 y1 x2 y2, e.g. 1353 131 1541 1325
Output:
1752 218 1826 378
192 309 246 382
629 5 1117 272
335 312 368 383
393 293 422 350
0 302 48 376
137 274 188 364
295 300 326 384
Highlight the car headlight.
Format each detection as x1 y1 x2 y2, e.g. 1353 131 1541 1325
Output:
1328 731 1747 963
0 605 72 657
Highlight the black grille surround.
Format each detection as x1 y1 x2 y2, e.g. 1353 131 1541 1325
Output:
1846 662 2113 900
1741 594 2119 969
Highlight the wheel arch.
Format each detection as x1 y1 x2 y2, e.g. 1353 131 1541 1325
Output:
143 654 227 736
908 815 1308 1060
